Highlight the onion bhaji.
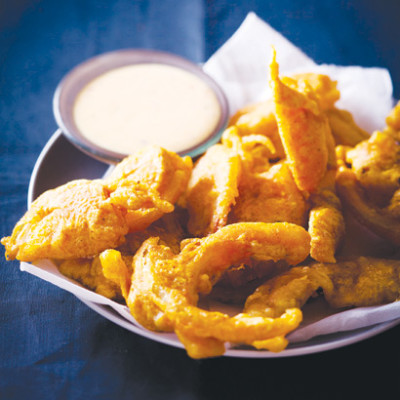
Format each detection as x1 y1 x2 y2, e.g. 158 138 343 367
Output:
57 209 187 300
187 55 346 261
58 254 131 301
224 52 345 262
336 102 400 245
269 51 330 193
3 50 400 359
184 140 240 236
230 160 308 226
101 222 310 358
2 146 192 261
229 99 286 160
245 256 400 317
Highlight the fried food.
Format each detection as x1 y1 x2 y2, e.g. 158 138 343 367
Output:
245 256 400 318
325 108 370 146
230 69 367 152
122 207 188 255
101 222 310 358
2 146 192 261
4 48 400 359
336 168 400 246
308 193 345 263
229 72 343 159
229 99 286 160
209 259 290 305
385 100 400 131
106 145 192 206
304 111 345 263
106 146 192 231
222 126 308 226
1 180 129 261
339 130 400 206
229 160 308 226
336 122 400 245
107 181 174 232
286 73 368 147
185 139 240 236
58 209 187 300
271 54 344 261
222 127 276 173
270 51 331 193
287 72 340 111
227 54 344 262
58 254 132 300
308 167 345 263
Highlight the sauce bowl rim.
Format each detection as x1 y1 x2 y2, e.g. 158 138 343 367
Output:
53 48 230 164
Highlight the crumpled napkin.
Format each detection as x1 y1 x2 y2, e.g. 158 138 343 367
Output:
21 12 400 347
204 12 394 134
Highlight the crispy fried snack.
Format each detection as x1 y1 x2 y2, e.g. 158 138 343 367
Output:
338 130 400 206
336 118 400 245
222 126 308 226
217 128 311 241
222 126 276 173
227 55 344 262
385 100 400 132
184 138 240 236
208 258 291 305
286 72 340 111
245 256 400 318
229 99 286 160
106 146 192 206
122 208 188 256
106 146 192 231
101 222 310 358
230 161 308 226
2 146 192 261
107 181 174 232
288 73 368 146
5 48 398 359
308 192 345 263
57 209 187 300
308 155 345 262
270 51 330 193
229 72 345 159
58 254 132 300
271 54 344 261
305 110 345 263
325 108 370 146
1 180 130 261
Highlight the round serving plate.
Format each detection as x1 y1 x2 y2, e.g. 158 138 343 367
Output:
26 129 400 358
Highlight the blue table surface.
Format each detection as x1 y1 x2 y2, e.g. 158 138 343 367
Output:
1 1 400 398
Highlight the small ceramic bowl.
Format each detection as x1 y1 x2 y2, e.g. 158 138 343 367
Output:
53 49 229 163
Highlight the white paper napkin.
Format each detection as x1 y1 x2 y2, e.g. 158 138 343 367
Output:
204 12 394 133
21 12 400 346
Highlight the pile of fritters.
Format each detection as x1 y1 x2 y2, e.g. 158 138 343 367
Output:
2 52 400 359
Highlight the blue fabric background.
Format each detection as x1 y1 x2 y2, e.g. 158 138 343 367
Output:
1 1 400 398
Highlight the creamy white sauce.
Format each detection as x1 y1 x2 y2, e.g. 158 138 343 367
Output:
73 63 221 154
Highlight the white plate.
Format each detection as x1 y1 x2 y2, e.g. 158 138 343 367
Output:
25 129 400 358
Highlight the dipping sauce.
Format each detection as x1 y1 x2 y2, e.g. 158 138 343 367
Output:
73 63 222 155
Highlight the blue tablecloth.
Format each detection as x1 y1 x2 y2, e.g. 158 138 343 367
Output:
1 1 400 398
